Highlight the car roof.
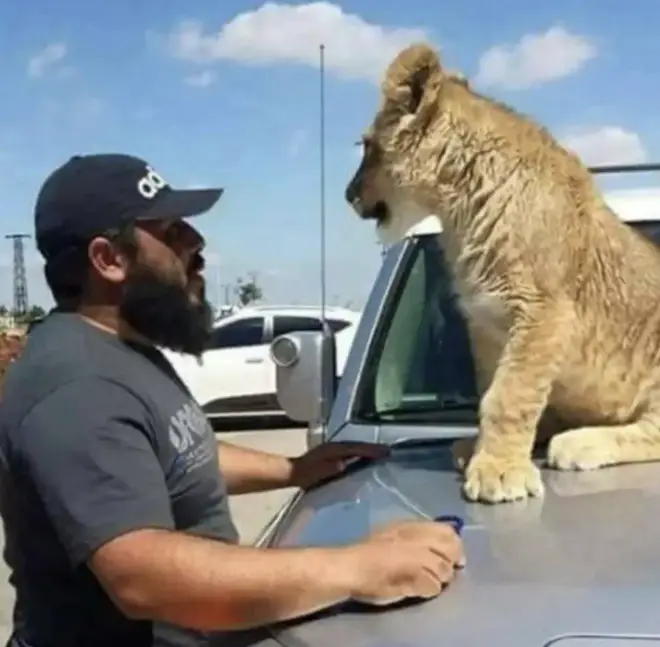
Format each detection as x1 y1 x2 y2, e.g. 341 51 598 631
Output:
403 186 660 239
602 186 660 222
215 304 361 327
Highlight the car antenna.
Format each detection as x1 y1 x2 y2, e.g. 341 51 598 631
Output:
318 42 333 427
319 43 327 328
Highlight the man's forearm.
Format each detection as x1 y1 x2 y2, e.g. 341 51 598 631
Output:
216 440 295 495
98 530 358 631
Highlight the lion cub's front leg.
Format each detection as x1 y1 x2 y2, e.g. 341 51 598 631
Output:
453 406 563 472
463 302 576 504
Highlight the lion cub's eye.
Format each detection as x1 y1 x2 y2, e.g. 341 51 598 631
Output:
355 136 373 158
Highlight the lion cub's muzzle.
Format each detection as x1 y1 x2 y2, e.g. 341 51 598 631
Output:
345 182 389 224
363 200 389 224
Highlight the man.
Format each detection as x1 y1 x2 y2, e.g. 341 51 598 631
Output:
0 154 464 647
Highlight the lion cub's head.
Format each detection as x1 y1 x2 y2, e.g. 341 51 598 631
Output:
345 43 467 244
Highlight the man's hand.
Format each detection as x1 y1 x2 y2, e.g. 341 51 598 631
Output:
217 440 388 495
289 441 390 490
347 519 465 605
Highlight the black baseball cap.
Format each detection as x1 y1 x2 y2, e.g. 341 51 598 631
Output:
34 153 224 260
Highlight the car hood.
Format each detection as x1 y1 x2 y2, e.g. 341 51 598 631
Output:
262 440 660 647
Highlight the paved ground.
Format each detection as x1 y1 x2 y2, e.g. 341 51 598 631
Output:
225 427 307 543
0 426 306 643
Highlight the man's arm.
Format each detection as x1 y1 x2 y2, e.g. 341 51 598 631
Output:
90 528 360 630
216 440 293 495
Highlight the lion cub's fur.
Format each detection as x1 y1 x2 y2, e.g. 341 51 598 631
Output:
345 43 660 504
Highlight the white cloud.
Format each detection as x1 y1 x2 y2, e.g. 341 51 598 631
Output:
561 126 647 166
28 42 69 79
163 1 427 82
475 26 597 89
184 70 217 87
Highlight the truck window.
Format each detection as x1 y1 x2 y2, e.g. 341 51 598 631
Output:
354 236 480 424
628 220 660 245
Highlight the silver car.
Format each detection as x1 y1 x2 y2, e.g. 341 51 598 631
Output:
215 223 660 647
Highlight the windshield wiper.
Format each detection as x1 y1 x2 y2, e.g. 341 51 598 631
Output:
388 436 459 449
373 398 478 418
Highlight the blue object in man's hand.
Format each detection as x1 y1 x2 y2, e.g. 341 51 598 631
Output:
434 515 464 535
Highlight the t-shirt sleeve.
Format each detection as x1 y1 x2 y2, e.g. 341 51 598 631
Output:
17 377 175 568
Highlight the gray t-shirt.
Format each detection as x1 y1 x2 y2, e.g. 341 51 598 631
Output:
0 311 239 647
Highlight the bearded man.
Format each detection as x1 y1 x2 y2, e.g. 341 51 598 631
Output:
0 154 463 647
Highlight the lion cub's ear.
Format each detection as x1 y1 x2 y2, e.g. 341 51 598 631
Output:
382 43 443 114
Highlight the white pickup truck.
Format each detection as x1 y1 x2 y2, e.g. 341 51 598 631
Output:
163 304 361 422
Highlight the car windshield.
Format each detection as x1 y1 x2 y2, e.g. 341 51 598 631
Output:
353 234 480 426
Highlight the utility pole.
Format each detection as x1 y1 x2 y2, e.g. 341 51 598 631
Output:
5 233 30 318
222 283 232 305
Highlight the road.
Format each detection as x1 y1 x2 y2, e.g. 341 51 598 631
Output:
0 426 306 643
225 427 306 543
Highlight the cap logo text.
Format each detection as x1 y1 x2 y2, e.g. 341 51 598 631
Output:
137 165 167 199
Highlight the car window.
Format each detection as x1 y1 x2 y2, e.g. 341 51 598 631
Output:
206 317 265 350
628 220 660 245
354 236 479 424
328 319 351 334
272 315 352 339
273 315 324 338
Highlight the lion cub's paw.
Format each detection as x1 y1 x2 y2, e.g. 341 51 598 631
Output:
546 427 620 471
451 437 477 472
463 452 544 503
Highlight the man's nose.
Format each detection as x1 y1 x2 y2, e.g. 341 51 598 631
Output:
180 220 205 252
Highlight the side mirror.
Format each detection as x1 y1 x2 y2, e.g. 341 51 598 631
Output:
270 329 337 427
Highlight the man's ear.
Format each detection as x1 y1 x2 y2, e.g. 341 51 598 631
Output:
381 43 443 115
87 237 129 284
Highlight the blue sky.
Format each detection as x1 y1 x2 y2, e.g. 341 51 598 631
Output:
1 0 659 310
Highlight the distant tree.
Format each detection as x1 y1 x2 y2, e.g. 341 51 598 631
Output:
28 305 46 320
235 272 263 307
14 305 47 325
0 305 7 316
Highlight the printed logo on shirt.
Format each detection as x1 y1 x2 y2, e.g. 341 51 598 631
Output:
168 400 215 474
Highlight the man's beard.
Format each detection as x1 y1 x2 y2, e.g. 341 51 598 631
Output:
119 261 214 357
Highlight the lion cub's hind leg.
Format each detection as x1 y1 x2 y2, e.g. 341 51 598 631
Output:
547 414 660 471
548 367 660 470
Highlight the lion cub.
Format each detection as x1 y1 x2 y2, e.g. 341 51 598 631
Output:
345 43 660 504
